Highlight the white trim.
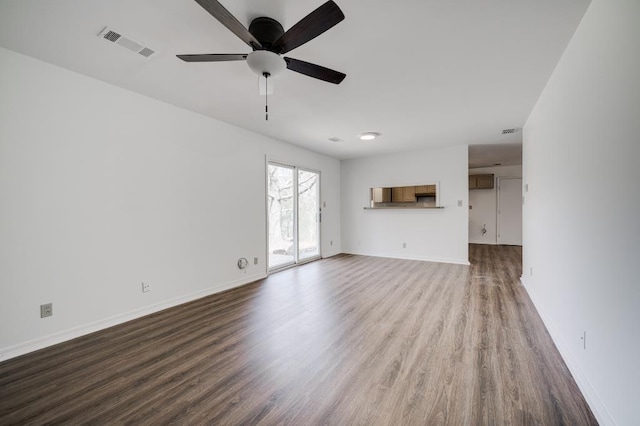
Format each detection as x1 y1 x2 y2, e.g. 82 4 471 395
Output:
264 155 270 279
343 250 470 266
521 275 615 426
469 239 498 245
0 272 266 362
321 251 342 259
294 166 299 265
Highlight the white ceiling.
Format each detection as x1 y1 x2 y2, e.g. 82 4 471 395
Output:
0 0 589 160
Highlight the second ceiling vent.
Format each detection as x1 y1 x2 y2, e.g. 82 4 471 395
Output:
501 128 520 135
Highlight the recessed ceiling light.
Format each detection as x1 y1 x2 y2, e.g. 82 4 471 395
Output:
328 137 343 143
359 132 380 141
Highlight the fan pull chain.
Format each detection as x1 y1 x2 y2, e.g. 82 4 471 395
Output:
263 72 270 121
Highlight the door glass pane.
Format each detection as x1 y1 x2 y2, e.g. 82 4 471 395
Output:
268 164 295 269
298 170 320 261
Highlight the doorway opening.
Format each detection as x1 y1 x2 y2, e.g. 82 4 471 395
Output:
267 162 321 271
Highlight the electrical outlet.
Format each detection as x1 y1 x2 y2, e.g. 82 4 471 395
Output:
457 200 463 207
254 257 258 265
402 242 407 248
142 282 151 293
330 240 333 246
40 303 52 318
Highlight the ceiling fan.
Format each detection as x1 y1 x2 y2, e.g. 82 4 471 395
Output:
177 0 346 85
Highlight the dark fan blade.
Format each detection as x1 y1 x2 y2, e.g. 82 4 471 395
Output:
273 1 344 54
284 57 346 84
194 0 262 49
177 54 247 62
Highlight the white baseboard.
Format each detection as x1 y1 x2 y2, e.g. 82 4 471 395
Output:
0 272 266 362
520 276 615 426
469 239 497 245
343 250 470 266
321 250 342 259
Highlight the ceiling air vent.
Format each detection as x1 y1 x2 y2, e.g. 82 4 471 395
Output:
103 30 121 42
98 27 155 58
501 128 520 135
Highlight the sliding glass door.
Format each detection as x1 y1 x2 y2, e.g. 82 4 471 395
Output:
267 162 320 271
267 163 295 269
297 169 320 261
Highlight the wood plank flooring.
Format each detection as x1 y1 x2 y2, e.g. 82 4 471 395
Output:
0 245 597 425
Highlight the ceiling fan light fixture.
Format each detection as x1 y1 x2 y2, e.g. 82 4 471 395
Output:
246 50 286 77
359 132 380 141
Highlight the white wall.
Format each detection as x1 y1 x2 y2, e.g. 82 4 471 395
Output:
0 47 341 360
522 1 639 424
469 165 522 244
341 145 469 264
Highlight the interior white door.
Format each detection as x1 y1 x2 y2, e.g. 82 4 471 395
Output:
497 177 522 246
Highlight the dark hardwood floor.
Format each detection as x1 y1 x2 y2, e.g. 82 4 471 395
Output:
0 245 597 425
